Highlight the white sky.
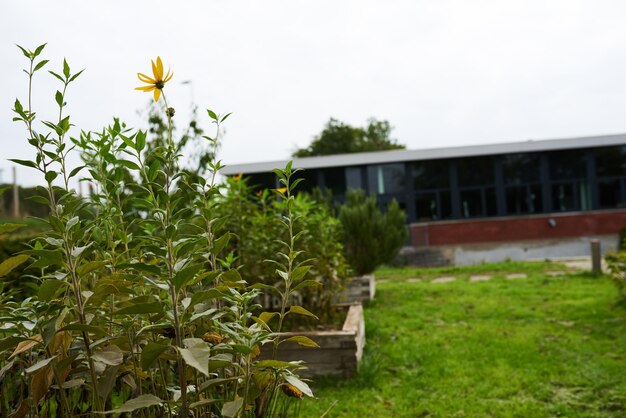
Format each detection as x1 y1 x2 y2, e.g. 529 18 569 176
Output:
3 1 626 186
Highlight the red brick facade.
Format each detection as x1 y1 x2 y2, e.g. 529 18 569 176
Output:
410 209 626 246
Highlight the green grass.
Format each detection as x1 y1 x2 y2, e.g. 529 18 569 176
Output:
300 261 626 417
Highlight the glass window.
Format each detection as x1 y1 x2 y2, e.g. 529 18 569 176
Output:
551 182 590 212
412 160 449 189
415 191 452 221
549 150 587 180
323 167 346 194
595 146 626 177
345 167 362 190
367 164 405 195
502 154 541 185
506 185 542 214
460 189 482 218
457 157 495 187
598 179 623 209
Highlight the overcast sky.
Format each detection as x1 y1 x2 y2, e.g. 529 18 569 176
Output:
3 1 626 186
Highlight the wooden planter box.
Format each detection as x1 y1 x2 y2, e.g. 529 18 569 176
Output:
339 273 376 304
260 303 366 378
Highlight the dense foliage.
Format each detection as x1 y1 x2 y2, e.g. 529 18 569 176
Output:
218 177 348 323
338 189 408 275
0 44 327 418
292 118 405 158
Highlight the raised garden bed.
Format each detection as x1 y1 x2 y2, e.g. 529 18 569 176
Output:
260 303 366 377
339 273 375 304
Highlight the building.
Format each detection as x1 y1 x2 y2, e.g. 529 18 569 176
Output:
222 133 626 265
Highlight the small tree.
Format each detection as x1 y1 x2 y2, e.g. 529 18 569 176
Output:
293 118 405 157
339 189 408 275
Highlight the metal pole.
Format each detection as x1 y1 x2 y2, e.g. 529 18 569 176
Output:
12 167 19 218
591 239 601 275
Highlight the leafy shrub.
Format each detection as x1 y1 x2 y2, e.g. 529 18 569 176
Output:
218 175 348 323
0 44 320 418
338 189 408 275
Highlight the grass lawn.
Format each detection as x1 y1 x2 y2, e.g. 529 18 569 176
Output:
300 261 626 417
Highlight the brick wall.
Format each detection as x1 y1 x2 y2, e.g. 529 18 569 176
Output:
410 209 626 246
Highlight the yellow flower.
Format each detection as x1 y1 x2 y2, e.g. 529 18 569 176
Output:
276 187 288 195
135 56 173 102
233 173 243 182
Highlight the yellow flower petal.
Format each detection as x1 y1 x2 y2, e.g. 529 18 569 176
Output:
163 70 173 83
277 187 288 194
137 73 156 84
151 59 159 80
135 85 156 92
153 88 161 102
156 56 164 80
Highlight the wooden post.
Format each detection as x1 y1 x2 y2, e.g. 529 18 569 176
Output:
12 167 19 218
591 239 601 275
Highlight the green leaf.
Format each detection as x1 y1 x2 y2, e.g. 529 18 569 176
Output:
220 269 241 282
8 159 38 169
33 59 49 72
16 44 31 58
77 260 107 276
58 323 106 338
0 255 29 277
211 233 230 255
63 59 70 78
283 335 319 348
287 305 318 320
68 165 85 179
92 345 123 366
0 223 26 234
258 311 278 325
190 399 219 409
179 338 211 377
34 43 47 57
38 280 68 301
291 265 311 281
172 264 203 290
0 336 26 353
222 398 243 418
190 289 223 306
55 90 63 107
140 342 168 370
103 394 162 414
25 356 57 374
113 302 164 316
65 216 79 231
255 359 301 369
45 170 58 183
207 109 218 121
120 160 140 170
292 279 321 292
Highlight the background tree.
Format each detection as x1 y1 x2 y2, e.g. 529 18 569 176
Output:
293 118 405 157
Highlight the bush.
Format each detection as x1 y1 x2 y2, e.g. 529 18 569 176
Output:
1 44 319 418
218 175 348 323
338 189 408 275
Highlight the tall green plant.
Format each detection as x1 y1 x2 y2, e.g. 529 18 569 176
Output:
339 189 408 275
1 44 315 418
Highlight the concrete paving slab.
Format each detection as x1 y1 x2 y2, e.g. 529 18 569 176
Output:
546 271 566 276
406 278 422 283
506 273 527 280
469 275 492 282
432 276 456 284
